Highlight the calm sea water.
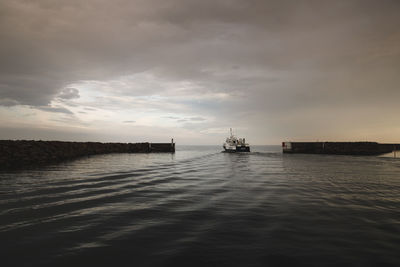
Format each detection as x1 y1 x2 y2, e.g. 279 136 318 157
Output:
1 146 399 266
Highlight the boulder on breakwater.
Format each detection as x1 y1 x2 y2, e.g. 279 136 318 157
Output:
0 140 175 170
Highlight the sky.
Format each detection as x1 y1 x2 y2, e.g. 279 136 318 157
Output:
0 0 399 145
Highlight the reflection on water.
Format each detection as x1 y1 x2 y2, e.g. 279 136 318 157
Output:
379 150 399 158
0 146 399 266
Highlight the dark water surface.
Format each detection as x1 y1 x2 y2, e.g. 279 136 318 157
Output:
1 146 399 266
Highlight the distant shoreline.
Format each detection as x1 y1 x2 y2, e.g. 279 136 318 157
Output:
0 140 175 170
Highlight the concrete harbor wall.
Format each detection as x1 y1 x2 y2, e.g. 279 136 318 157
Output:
0 140 175 170
282 142 399 156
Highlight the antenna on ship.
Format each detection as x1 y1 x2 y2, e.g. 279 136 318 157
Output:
230 128 233 137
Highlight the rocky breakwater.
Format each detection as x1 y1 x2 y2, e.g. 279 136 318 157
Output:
0 140 175 170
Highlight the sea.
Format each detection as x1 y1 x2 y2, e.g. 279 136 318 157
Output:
0 145 399 266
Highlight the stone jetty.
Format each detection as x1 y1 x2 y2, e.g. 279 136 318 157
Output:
0 140 175 170
282 141 399 156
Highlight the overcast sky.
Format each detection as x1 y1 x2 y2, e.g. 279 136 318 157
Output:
0 0 399 145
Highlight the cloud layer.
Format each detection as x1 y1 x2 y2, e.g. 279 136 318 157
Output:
1 0 400 144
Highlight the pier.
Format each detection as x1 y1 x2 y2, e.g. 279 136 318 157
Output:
282 142 399 156
0 140 175 170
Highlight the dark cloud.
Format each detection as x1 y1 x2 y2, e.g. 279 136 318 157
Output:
1 0 398 105
0 98 19 106
189 117 206 121
58 88 80 100
84 107 97 111
34 106 73 114
164 116 180 120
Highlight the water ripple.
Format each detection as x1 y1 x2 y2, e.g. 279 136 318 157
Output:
0 146 399 266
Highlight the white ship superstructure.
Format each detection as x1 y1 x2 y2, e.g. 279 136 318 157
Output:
223 128 250 152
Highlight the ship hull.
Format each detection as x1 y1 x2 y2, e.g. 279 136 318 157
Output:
224 146 250 153
236 146 250 152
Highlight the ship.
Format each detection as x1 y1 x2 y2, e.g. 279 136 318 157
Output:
223 128 250 152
